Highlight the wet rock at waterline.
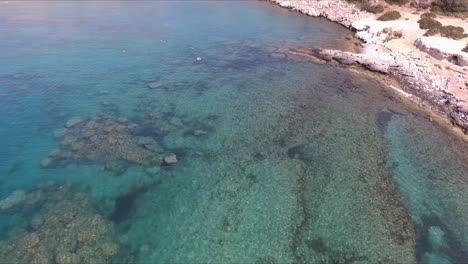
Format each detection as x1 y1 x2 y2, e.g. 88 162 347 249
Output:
269 52 287 59
289 46 468 134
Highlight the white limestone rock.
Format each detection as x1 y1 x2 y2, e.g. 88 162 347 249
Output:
415 37 468 66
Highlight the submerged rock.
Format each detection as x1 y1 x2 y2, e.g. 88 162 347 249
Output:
53 128 67 138
65 117 84 128
428 225 446 250
136 136 163 153
55 251 80 264
40 158 53 168
0 183 120 264
163 154 177 165
193 129 208 136
270 52 287 59
145 166 161 176
169 117 183 127
147 81 162 89
101 242 119 257
44 115 162 173
0 190 27 210
17 232 40 249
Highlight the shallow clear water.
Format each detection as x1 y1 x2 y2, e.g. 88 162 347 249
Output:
1 1 468 263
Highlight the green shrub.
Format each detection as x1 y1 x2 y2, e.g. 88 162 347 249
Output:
360 3 385 13
345 0 386 13
423 27 440 36
384 0 409 6
430 5 443 12
439 25 467 39
431 0 468 13
377 11 402 20
421 12 437 18
360 3 384 13
418 24 468 39
417 17 442 29
344 0 367 4
384 36 398 42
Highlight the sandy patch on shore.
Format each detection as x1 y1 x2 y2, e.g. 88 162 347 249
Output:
271 0 468 134
356 4 468 100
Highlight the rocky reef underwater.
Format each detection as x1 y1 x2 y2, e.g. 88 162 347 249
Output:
1 2 468 260
2 40 468 264
0 182 119 264
39 41 295 177
40 106 211 175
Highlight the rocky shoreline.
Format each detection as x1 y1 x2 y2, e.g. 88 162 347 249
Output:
270 0 468 135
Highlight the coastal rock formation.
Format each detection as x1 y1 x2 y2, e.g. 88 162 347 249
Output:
289 47 468 132
0 182 120 264
43 115 163 172
271 0 468 134
410 0 432 9
414 37 468 66
352 18 412 44
270 0 366 28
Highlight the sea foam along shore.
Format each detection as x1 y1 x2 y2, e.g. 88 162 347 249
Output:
270 0 468 135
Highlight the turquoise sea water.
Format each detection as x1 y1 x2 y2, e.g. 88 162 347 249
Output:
1 1 468 263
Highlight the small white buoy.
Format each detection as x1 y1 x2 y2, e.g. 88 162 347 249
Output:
196 57 203 62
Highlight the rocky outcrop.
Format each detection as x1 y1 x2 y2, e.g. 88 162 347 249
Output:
270 0 366 28
410 0 433 9
271 0 468 134
289 47 468 133
414 37 468 66
352 18 411 44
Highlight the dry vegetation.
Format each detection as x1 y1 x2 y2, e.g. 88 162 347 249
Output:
378 10 402 20
418 13 468 39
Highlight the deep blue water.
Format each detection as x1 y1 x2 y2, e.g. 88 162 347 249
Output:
1 1 468 263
